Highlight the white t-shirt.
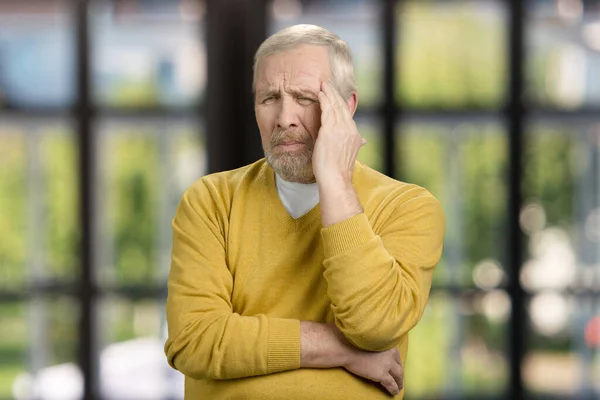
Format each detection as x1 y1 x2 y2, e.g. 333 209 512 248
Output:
275 173 320 219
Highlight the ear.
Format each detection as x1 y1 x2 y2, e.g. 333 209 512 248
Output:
345 91 358 117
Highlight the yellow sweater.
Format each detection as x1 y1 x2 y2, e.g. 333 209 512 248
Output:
165 159 445 399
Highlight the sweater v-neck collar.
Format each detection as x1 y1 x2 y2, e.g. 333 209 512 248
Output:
262 164 322 231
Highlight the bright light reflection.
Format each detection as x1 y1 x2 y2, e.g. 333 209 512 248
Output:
12 338 183 400
582 22 600 52
481 289 511 323
473 259 504 290
519 203 546 235
549 44 586 108
521 228 576 291
529 292 570 336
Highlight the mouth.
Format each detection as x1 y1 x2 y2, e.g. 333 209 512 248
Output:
274 141 306 151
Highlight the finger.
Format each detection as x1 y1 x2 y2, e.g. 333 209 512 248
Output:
321 81 343 121
324 81 353 119
322 81 344 106
318 91 333 123
390 362 404 391
361 137 367 146
380 375 400 396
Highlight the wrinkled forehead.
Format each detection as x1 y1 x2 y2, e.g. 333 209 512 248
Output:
255 45 330 92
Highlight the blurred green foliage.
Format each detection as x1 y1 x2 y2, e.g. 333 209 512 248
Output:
524 127 575 228
110 134 159 284
0 132 27 288
42 134 79 280
405 294 508 396
400 124 508 285
398 2 506 108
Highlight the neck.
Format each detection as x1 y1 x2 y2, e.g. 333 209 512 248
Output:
272 167 316 184
279 175 316 184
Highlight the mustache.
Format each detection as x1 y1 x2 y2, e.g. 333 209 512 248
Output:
270 129 313 148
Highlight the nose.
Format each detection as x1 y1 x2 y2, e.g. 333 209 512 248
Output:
276 96 300 129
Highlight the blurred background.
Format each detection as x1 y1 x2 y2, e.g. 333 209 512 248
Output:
0 0 599 399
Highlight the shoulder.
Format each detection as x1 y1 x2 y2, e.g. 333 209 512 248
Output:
355 162 442 211
355 163 445 238
183 159 269 205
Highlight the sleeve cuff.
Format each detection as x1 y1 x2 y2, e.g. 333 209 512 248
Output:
321 213 377 259
267 318 301 374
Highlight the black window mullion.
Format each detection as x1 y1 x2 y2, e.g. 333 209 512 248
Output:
383 0 397 179
74 0 98 398
506 0 526 399
206 0 267 174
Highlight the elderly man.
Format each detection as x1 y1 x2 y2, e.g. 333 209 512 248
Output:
165 24 445 399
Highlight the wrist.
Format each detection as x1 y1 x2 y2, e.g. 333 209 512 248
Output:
319 184 363 227
325 323 354 368
297 322 362 370
331 326 355 368
317 175 353 193
300 321 350 368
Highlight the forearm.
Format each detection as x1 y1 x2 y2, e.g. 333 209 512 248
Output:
320 197 445 351
318 183 404 350
168 318 350 379
166 310 301 380
318 180 363 227
300 321 351 368
300 321 405 397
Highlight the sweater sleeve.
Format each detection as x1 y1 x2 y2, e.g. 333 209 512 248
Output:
164 180 301 380
320 190 445 352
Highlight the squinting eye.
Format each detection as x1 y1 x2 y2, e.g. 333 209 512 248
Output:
298 98 315 105
262 97 275 104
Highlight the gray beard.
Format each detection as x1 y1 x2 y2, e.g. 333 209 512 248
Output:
265 149 316 184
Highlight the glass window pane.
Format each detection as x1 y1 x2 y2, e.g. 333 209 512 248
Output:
40 124 79 283
0 120 78 289
522 121 599 291
527 0 600 108
268 0 383 108
406 292 509 397
0 0 74 108
91 0 207 108
0 125 27 288
99 297 183 399
2 298 80 399
96 118 205 287
525 295 600 397
398 119 508 287
397 1 507 109
523 120 600 396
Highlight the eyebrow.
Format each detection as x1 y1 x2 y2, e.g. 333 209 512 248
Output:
257 87 318 99
256 89 279 98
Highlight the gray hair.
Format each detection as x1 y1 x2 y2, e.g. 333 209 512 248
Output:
252 24 357 100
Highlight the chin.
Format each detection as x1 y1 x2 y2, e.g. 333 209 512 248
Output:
265 152 315 183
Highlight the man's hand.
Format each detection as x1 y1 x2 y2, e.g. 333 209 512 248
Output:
343 346 404 397
300 321 403 396
313 81 365 188
314 82 365 227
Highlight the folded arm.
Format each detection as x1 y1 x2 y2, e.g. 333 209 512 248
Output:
165 181 401 387
165 182 302 380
